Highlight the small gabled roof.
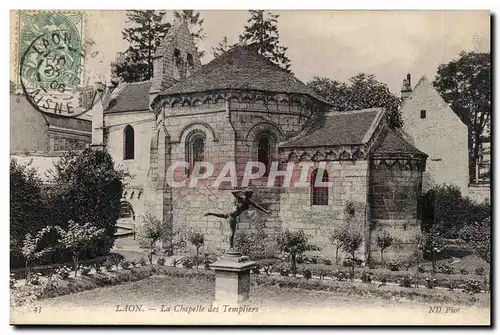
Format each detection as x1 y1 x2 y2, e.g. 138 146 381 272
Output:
104 80 152 113
372 128 427 157
157 44 328 104
280 108 384 148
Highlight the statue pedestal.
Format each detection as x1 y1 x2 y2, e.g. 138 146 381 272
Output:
210 250 256 304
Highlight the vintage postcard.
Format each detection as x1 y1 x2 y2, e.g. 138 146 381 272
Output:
9 10 491 326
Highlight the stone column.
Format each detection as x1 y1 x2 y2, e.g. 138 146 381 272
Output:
210 250 256 304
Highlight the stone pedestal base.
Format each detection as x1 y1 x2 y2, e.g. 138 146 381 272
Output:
210 250 256 304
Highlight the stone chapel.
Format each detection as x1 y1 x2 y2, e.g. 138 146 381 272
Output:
90 21 428 261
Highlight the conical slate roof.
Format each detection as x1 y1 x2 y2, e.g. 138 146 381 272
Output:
157 44 327 104
372 128 427 157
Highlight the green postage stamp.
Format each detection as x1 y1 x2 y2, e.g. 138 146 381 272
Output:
16 11 85 115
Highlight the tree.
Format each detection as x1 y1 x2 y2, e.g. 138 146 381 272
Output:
340 231 363 281
188 231 205 269
57 221 105 277
111 10 171 83
137 212 171 264
10 159 47 268
212 36 235 59
174 10 205 58
433 51 491 183
47 149 127 256
276 229 319 276
308 73 403 128
329 226 348 265
460 217 491 264
376 231 393 263
422 225 445 275
239 10 291 71
421 184 490 238
21 226 60 284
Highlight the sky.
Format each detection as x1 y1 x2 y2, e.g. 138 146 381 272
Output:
12 10 491 95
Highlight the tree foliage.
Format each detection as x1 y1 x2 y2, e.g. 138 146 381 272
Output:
46 149 127 255
212 36 236 59
376 231 393 263
460 217 491 264
188 231 205 269
111 10 171 83
21 226 61 283
10 159 47 267
433 51 491 183
421 184 490 239
239 10 291 71
308 73 403 128
137 212 172 264
277 229 319 275
340 230 363 280
57 221 105 276
329 226 348 265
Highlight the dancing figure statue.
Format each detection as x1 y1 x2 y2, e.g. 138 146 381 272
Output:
204 188 271 250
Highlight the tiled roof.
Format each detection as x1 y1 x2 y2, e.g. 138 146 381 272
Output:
158 44 327 104
372 128 427 157
281 108 382 148
104 80 152 113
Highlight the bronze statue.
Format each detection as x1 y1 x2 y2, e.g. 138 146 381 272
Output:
205 188 271 250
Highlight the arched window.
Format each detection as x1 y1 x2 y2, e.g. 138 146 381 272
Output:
124 125 135 160
311 168 329 205
186 131 206 175
257 133 274 176
119 202 135 220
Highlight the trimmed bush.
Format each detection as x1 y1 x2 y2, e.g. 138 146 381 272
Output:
181 257 194 269
463 280 482 294
80 265 92 276
387 261 401 271
303 268 312 280
120 260 131 270
399 275 414 288
55 266 71 280
139 257 147 266
425 278 438 289
157 257 166 266
10 273 17 289
251 265 261 275
438 264 454 274
361 271 373 283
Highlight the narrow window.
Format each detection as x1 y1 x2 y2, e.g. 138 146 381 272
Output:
420 110 426 119
257 136 272 176
124 125 135 160
187 53 194 67
186 131 206 175
311 168 329 205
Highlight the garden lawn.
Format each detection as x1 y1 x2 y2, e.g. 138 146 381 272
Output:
11 272 490 325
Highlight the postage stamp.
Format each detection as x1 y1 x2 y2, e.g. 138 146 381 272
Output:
9 10 491 326
16 11 85 116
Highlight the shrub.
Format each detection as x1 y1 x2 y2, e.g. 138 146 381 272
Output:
49 149 127 256
80 265 92 276
188 231 205 269
340 230 363 281
323 259 332 266
10 273 17 289
120 260 131 270
103 259 113 272
130 261 137 268
277 263 291 277
418 265 426 273
438 264 454 274
376 231 393 263
139 257 147 266
425 278 438 289
181 257 194 269
257 259 278 276
137 212 172 265
251 265 261 275
333 270 348 281
171 258 180 267
463 279 482 294
303 268 312 280
475 267 485 275
387 261 401 271
108 253 123 270
460 268 468 275
361 272 373 283
296 255 304 264
28 273 42 285
276 229 319 276
157 257 166 266
94 265 102 274
460 217 491 264
55 266 71 280
399 275 413 288
311 256 319 264
313 268 332 280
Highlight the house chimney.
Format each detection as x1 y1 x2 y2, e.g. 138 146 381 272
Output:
401 73 412 100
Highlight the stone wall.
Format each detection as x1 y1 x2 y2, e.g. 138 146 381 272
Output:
468 185 491 204
368 158 423 261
